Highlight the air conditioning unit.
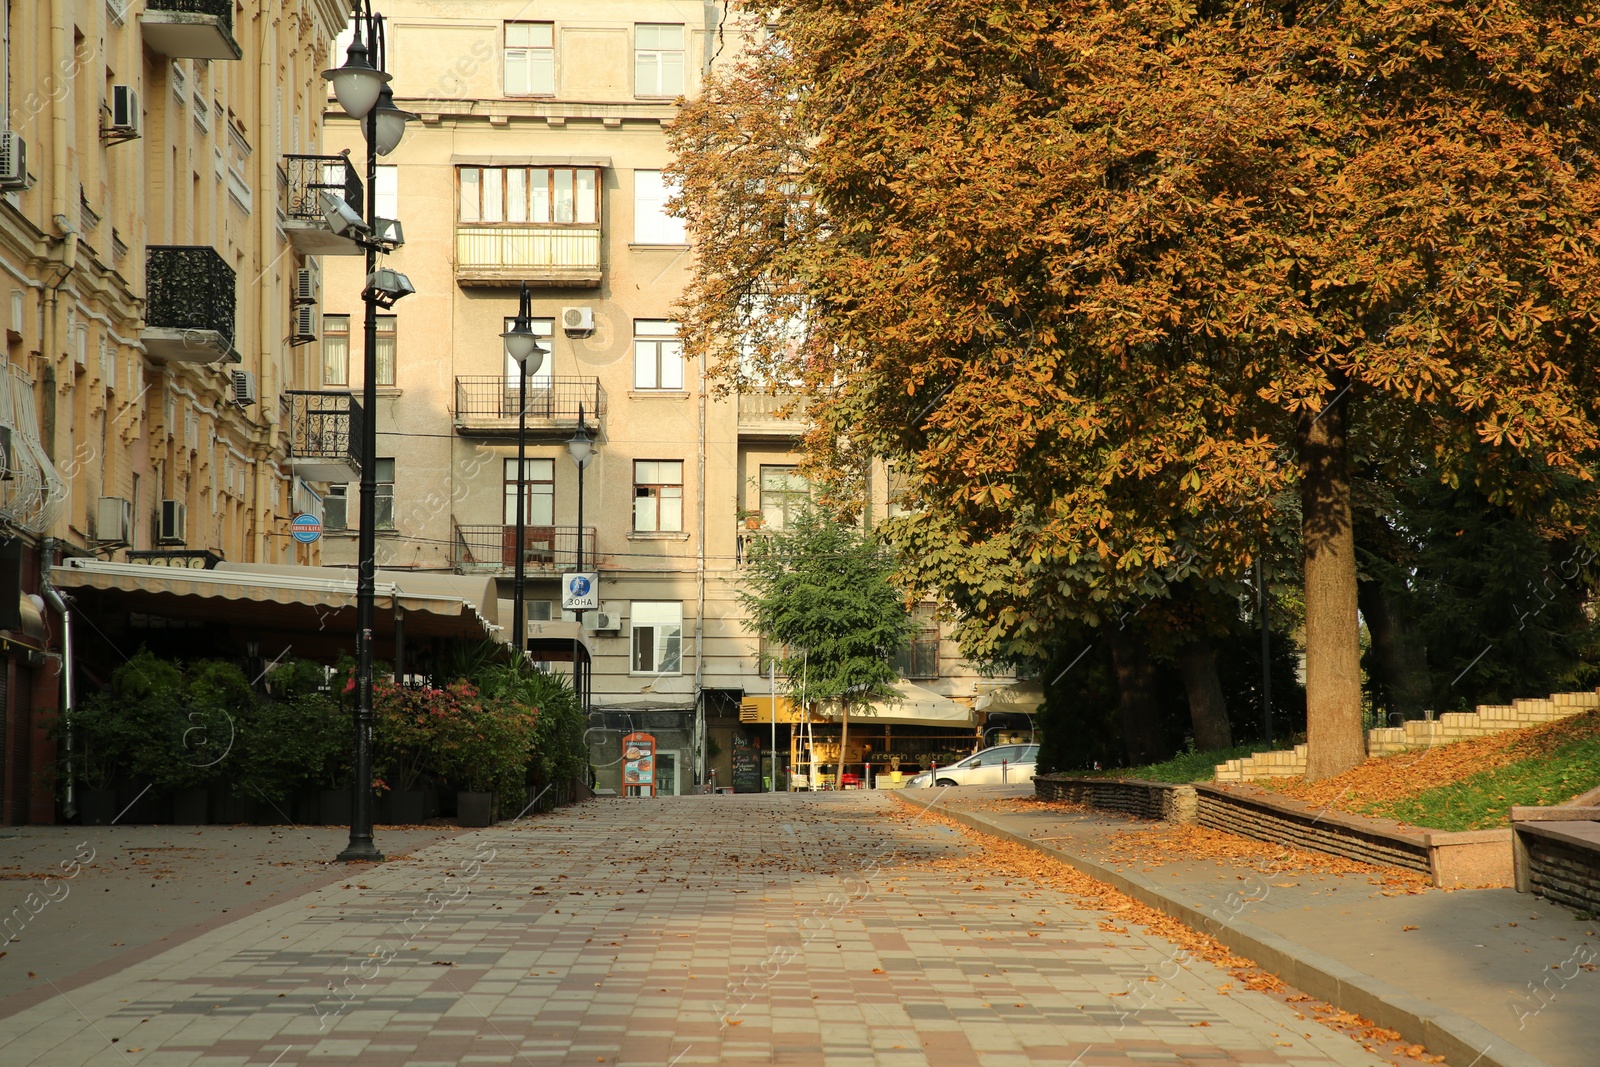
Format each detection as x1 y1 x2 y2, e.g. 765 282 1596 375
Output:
290 303 318 345
158 499 187 545
0 132 29 190
292 263 321 306
586 601 622 633
231 369 258 406
96 496 133 545
108 86 142 139
561 306 594 333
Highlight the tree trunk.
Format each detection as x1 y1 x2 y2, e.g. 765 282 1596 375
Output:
1107 626 1164 765
1177 639 1233 751
1298 380 1366 779
1356 574 1430 721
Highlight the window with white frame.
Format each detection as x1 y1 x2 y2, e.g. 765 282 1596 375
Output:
325 484 349 529
634 24 684 97
459 166 599 225
633 170 685 244
631 601 683 674
374 458 395 529
633 319 683 390
633 460 683 532
375 164 398 219
375 314 396 386
504 22 555 96
322 314 349 386
504 458 555 526
759 465 808 530
503 317 554 385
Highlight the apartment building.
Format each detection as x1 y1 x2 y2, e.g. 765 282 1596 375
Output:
316 1 1015 794
0 0 352 822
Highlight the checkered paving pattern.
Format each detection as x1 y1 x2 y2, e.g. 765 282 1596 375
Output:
0 794 1388 1065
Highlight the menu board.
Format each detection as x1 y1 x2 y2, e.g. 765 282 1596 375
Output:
731 733 762 793
622 732 656 795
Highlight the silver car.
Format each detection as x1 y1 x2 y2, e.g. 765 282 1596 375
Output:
906 743 1039 787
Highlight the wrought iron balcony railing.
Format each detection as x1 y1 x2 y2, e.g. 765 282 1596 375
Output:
453 376 606 434
142 0 240 60
280 153 364 222
451 522 597 574
142 246 237 362
284 390 363 483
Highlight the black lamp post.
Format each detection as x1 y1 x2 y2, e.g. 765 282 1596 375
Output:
567 410 594 705
502 284 544 655
323 0 413 864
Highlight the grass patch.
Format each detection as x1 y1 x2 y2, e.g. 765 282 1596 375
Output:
1083 742 1278 784
1362 733 1600 831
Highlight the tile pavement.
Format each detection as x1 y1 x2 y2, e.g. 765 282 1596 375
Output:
0 794 1394 1066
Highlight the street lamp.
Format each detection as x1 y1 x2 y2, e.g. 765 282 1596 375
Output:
323 0 414 864
567 411 594 706
503 284 545 656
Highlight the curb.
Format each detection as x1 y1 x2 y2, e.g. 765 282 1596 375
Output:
892 792 1551 1067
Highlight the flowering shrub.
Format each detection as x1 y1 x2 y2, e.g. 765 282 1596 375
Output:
373 680 536 802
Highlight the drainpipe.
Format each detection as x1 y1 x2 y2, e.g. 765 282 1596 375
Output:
256 5 280 562
39 539 74 819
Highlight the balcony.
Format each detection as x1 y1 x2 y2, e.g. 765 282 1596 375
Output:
280 154 365 256
141 0 242 60
284 390 363 483
451 522 597 575
141 246 238 364
737 391 810 437
455 226 602 287
454 376 606 437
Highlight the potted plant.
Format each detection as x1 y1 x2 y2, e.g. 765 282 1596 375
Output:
238 660 343 824
737 506 764 531
373 678 459 824
52 694 122 825
439 688 535 827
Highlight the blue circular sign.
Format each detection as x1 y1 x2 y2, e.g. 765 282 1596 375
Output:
568 574 592 597
291 513 323 544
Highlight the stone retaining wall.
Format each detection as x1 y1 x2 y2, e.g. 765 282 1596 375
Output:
1216 688 1599 782
1032 776 1196 822
1512 815 1600 915
1193 784 1434 875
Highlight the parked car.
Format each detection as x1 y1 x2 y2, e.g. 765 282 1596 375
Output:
905 743 1039 787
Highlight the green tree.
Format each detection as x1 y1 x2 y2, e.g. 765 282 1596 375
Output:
739 507 918 777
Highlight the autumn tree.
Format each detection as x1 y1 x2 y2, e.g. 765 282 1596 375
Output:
672 2 1600 778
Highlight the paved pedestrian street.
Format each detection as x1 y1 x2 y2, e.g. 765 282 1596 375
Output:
0 794 1397 1066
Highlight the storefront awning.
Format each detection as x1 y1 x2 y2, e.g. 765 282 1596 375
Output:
974 680 1044 716
50 559 503 648
818 682 975 728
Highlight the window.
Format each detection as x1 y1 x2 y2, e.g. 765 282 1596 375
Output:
759 465 808 530
527 599 554 622
326 485 349 530
458 166 599 225
634 24 685 97
504 22 554 96
633 320 683 390
504 458 555 526
633 460 683 532
375 314 396 386
375 165 398 219
893 603 940 680
374 458 395 529
322 314 349 386
633 170 685 244
631 601 683 674
503 317 554 385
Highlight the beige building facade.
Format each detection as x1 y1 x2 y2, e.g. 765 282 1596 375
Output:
0 0 354 822
315 0 1015 793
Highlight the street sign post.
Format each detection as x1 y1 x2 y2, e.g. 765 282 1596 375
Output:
291 513 323 544
561 571 598 611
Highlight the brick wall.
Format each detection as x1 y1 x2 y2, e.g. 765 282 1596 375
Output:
1033 776 1197 822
